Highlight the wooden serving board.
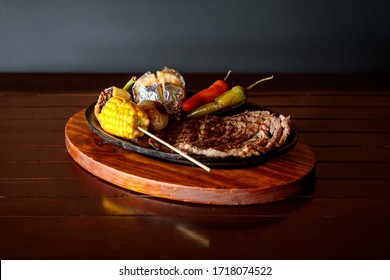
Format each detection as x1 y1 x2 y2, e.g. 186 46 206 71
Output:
65 110 316 205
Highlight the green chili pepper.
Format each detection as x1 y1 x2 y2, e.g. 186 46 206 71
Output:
186 75 273 118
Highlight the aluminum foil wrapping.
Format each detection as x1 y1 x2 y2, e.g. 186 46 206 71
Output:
132 67 186 120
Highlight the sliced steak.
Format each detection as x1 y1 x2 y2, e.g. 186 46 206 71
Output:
149 110 292 158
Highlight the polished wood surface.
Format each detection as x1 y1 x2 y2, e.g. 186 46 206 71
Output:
1 73 389 260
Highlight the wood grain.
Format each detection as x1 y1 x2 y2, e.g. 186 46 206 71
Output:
1 215 389 260
65 110 316 205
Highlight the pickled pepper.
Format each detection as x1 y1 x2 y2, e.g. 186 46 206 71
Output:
181 70 231 112
186 75 273 118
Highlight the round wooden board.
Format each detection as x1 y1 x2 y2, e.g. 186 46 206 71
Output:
65 110 316 205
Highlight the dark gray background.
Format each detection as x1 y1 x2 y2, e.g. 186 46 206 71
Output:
1 0 389 73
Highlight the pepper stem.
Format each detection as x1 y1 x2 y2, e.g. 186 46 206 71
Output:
223 70 232 81
245 75 274 91
122 76 137 91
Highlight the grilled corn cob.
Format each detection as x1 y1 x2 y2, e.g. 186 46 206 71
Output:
96 88 150 140
94 86 132 118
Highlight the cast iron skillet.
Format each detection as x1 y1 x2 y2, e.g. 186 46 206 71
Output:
85 102 299 168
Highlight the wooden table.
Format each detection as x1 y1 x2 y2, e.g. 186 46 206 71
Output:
1 73 389 260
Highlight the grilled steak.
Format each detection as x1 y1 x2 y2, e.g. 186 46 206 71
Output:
149 110 292 158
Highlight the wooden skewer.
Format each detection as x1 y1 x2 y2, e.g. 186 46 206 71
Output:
138 127 211 172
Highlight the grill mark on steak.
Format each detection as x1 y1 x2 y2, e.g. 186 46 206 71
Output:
149 110 292 158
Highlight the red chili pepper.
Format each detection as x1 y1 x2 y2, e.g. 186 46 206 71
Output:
181 70 231 112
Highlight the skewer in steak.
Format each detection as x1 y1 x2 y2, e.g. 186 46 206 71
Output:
149 110 292 158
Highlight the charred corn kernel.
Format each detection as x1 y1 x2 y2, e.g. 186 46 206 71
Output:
94 86 133 119
97 96 150 140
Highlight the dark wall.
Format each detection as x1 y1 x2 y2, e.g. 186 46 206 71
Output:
1 0 389 72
